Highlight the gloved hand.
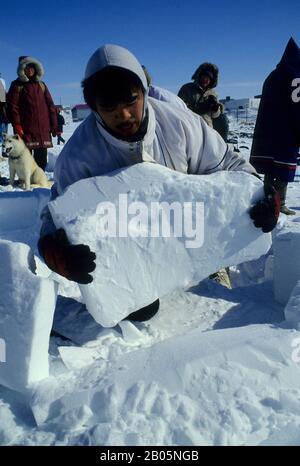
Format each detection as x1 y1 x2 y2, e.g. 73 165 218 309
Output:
38 228 96 284
196 95 219 114
249 185 280 233
206 95 220 112
14 124 24 137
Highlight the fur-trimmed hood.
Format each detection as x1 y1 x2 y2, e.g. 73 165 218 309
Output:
17 56 44 82
192 63 219 88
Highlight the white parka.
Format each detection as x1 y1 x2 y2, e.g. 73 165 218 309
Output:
40 44 257 237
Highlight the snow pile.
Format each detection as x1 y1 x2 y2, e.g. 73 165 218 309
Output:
273 221 300 304
29 323 300 445
285 281 300 329
0 189 50 232
49 163 271 326
0 240 57 392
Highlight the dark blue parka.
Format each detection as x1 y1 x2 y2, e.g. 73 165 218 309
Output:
250 37 300 182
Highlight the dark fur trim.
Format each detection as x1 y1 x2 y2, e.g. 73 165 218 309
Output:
192 63 219 88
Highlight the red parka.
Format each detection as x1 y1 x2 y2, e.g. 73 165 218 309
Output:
7 56 58 149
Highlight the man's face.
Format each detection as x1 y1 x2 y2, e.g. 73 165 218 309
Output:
95 88 144 139
199 74 211 89
24 65 36 78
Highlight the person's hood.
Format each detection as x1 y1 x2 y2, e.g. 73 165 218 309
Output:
192 63 219 88
84 44 148 91
17 56 44 82
277 37 300 77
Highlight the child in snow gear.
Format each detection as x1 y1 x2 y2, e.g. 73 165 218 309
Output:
250 37 300 216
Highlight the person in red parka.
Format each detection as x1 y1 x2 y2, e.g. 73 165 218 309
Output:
7 56 58 171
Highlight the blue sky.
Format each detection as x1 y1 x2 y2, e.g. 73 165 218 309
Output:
1 0 300 106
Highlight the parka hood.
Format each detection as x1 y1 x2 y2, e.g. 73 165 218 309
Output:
192 62 219 88
17 56 44 82
84 44 148 91
277 37 300 78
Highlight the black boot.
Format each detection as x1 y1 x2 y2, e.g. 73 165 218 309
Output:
280 205 296 215
275 182 296 215
125 299 160 322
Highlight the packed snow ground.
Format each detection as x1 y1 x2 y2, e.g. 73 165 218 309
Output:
0 116 300 446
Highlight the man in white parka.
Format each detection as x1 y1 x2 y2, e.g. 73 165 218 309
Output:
38 44 280 321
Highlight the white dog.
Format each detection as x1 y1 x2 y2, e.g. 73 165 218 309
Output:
2 134 51 190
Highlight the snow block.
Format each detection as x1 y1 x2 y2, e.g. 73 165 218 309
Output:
0 240 58 392
284 281 300 329
273 222 300 304
48 163 271 327
0 189 50 231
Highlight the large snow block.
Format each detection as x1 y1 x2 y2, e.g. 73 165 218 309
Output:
284 281 300 328
273 222 300 304
0 240 58 392
0 189 50 231
48 163 271 327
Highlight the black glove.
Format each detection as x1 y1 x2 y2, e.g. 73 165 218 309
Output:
38 228 96 284
196 95 219 114
249 185 280 233
206 94 220 112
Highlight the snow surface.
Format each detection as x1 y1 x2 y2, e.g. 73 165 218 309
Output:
285 281 300 329
273 221 300 304
0 118 300 445
49 164 271 326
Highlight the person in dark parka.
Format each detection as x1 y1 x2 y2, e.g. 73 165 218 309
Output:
178 63 222 127
0 77 8 149
212 103 229 142
7 56 58 171
56 109 65 145
250 37 300 215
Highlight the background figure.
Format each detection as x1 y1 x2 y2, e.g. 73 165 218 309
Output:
144 64 228 141
0 75 8 151
7 56 58 171
250 37 300 216
56 108 65 145
178 62 222 128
